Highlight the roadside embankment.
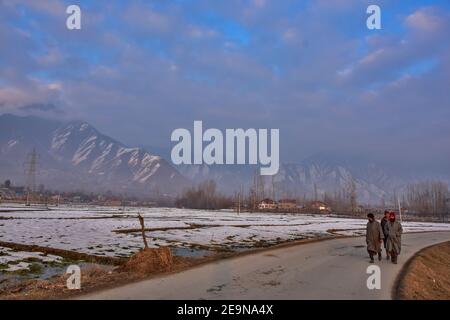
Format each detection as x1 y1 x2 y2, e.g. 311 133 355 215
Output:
396 241 450 300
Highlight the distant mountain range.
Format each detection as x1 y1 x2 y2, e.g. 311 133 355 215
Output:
176 153 447 205
1 114 447 203
0 114 188 197
177 161 393 205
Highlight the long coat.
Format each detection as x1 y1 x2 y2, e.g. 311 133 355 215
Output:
385 221 403 254
380 218 388 237
366 220 384 253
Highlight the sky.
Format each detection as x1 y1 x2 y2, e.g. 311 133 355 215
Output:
0 0 449 175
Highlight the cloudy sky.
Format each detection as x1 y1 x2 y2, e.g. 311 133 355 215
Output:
1 0 449 175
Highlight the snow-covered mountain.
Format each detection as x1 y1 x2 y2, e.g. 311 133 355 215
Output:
1 114 446 203
0 114 188 196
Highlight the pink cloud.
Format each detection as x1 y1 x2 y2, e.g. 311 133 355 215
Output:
3 0 65 17
405 7 448 34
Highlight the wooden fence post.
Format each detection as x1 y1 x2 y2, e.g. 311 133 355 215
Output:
138 214 149 249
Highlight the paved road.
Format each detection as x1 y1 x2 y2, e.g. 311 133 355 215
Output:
80 232 450 300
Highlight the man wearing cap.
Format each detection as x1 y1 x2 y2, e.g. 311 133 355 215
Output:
385 212 403 264
366 213 384 263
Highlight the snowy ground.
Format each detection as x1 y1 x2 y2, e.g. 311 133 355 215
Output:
0 246 63 272
1 204 450 259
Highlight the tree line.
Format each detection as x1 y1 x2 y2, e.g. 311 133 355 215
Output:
175 180 233 210
405 181 449 221
175 175 449 220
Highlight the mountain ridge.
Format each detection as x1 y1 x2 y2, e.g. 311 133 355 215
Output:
0 114 188 197
1 114 448 204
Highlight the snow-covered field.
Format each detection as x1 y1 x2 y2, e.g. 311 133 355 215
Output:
1 204 450 258
0 247 63 272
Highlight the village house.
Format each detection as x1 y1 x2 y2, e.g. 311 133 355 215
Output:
258 198 277 210
310 201 331 212
0 188 15 200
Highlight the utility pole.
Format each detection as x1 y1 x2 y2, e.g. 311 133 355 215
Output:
397 196 402 223
271 175 275 203
238 192 241 216
445 198 450 223
24 148 39 206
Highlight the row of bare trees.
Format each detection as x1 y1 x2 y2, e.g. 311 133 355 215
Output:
175 180 233 210
175 176 449 220
243 170 361 213
246 172 275 210
405 181 449 220
240 170 361 213
322 179 358 213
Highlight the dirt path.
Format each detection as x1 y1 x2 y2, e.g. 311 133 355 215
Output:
78 231 450 300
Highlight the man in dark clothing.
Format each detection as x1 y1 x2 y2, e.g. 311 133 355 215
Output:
366 213 384 263
380 210 390 259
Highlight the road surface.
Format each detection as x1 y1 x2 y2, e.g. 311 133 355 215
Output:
80 231 450 300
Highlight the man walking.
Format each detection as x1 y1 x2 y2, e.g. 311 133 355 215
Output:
385 212 403 264
380 210 390 259
366 213 384 263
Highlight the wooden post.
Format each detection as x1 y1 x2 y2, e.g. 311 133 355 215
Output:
238 192 241 216
397 197 402 223
138 214 149 249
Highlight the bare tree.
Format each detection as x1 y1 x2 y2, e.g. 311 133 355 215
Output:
176 180 233 210
406 181 449 221
349 178 357 214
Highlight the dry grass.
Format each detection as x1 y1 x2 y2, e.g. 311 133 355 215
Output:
118 247 174 274
396 241 450 300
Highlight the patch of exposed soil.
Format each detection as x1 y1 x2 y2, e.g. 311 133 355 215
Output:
396 241 450 300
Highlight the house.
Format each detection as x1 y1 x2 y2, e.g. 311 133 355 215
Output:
0 188 15 200
310 201 331 212
258 198 277 210
278 199 297 210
